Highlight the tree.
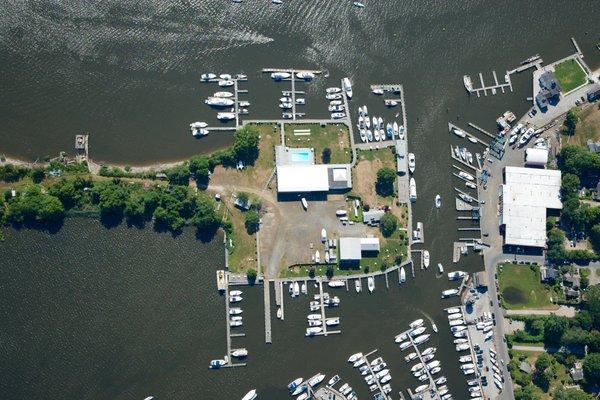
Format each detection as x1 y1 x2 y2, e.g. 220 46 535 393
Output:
563 108 581 136
322 147 332 164
165 164 190 186
91 181 130 218
232 125 260 165
380 212 398 237
574 310 593 331
376 167 396 197
583 353 600 383
515 384 541 400
561 327 591 347
590 224 600 253
6 185 64 225
535 353 552 371
586 284 600 329
0 164 28 182
326 265 334 278
553 387 593 400
560 173 580 200
246 269 257 284
189 155 210 184
528 318 545 336
124 193 146 221
193 195 220 233
543 315 569 345
244 210 260 234
48 179 80 209
31 167 45 183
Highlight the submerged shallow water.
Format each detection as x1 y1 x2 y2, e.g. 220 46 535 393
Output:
1 1 599 399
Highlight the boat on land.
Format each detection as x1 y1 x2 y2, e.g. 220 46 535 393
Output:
367 276 375 293
206 97 235 107
435 195 441 208
408 153 416 173
321 228 327 242
410 319 424 329
400 267 406 283
423 250 430 268
232 348 248 358
315 250 320 263
437 263 444 273
448 271 466 280
342 77 353 99
463 75 473 91
201 73 216 81
271 72 291 80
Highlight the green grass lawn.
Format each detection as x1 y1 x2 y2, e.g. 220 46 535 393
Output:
498 264 556 310
554 59 587 93
284 123 351 164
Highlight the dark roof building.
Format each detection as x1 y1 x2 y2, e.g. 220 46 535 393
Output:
562 272 580 289
536 71 561 109
541 266 557 282
587 83 600 102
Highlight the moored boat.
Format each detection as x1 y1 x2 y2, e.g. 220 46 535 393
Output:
435 194 442 208
367 276 375 293
400 267 406 283
423 250 430 268
437 263 444 273
232 348 248 358
410 319 424 329
271 72 291 80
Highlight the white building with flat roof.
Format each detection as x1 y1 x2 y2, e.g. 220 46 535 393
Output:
276 165 330 193
339 237 381 265
501 166 562 248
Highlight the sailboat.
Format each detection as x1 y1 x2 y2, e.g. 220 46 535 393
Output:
400 267 406 283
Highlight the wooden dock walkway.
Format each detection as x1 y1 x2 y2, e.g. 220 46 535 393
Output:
467 71 512 97
448 122 489 146
262 67 323 74
358 349 392 400
264 281 272 343
467 122 495 139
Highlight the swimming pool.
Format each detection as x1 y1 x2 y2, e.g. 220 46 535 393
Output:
290 149 312 163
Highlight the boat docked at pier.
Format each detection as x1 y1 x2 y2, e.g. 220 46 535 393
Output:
201 73 216 81
232 348 248 358
448 271 466 280
271 72 291 80
463 75 473 92
342 77 353 99
409 178 417 202
410 319 424 329
423 250 430 268
296 71 315 80
399 267 406 283
367 276 375 292
459 171 475 181
205 97 234 107
441 289 459 298
408 153 416 173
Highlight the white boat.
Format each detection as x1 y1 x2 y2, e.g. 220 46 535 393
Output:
232 348 248 358
399 341 412 350
293 282 300 296
205 97 235 107
366 129 373 141
308 320 322 327
296 71 315 80
230 320 242 327
328 375 340 386
385 99 398 107
218 80 234 87
326 87 342 94
301 283 307 294
230 290 243 296
459 355 473 363
329 105 345 112
437 263 444 273
378 116 383 130
217 112 236 121
301 197 308 210
288 378 303 391
190 121 208 129
308 373 325 387
448 313 462 320
348 352 363 363
414 334 430 344
201 73 216 81
282 112 293 119
398 125 406 139
315 250 320 263
430 366 441 375
386 122 393 139
231 316 243 322
448 271 466 280
422 347 436 356
373 129 380 141
449 319 465 326
279 102 293 109
279 97 292 103
331 112 345 119
362 105 368 115
392 121 399 138
435 377 447 385
355 279 361 293
342 77 353 99
465 181 477 189
339 383 350 394
326 93 342 100
271 72 291 80
405 352 418 362
458 193 473 203
463 75 473 91
422 250 430 268
305 326 323 336
367 276 375 293
453 128 467 138
229 296 242 303
460 147 467 161
326 317 340 326
456 343 470 351
395 332 408 343
415 384 429 393
441 289 459 298
329 100 342 106
435 195 441 208
410 319 424 329
447 307 461 314
427 360 441 370
400 267 406 283
408 153 416 173
320 228 327 242
432 323 438 333
372 116 378 129
409 178 417 202
210 358 228 368
214 91 233 98
328 280 344 288
359 130 367 142
229 307 242 315
466 151 473 164
451 325 467 332
191 128 209 137
454 338 468 344
459 171 475 181
379 374 391 384
372 88 384 95
468 136 478 143
235 73 247 80
218 74 232 80
410 326 426 337
291 383 307 396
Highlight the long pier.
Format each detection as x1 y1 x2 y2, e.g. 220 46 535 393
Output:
467 122 495 139
218 282 246 369
264 281 272 343
448 122 489 146
356 349 392 400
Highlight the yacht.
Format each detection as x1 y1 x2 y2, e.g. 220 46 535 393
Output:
408 153 416 173
463 75 473 91
348 352 363 363
367 276 375 293
232 348 248 358
423 250 430 268
422 347 436 356
399 341 412 350
454 128 467 138
442 289 460 298
342 77 353 99
410 326 426 337
214 91 234 98
399 267 406 283
414 334 430 344
395 332 408 343
435 194 442 208
296 71 315 80
308 373 325 387
409 178 417 202
271 72 291 80
205 97 234 107
217 112 236 121
410 319 424 329
326 87 342 94
218 80 234 87
201 73 216 81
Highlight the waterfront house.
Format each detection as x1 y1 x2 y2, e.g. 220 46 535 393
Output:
536 71 561 110
570 362 584 382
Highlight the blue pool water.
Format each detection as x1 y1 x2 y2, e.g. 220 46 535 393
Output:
290 150 311 163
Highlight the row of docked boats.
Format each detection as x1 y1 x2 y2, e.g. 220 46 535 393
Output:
270 71 316 81
201 72 247 86
356 105 405 143
452 127 478 144
229 289 245 327
452 145 475 165
347 353 392 396
286 373 326 400
324 87 346 119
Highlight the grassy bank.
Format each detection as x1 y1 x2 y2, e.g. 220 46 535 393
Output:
498 264 557 310
554 59 587 93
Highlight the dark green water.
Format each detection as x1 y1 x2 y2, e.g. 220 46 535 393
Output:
1 1 599 399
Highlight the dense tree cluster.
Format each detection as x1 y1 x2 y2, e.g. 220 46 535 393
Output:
4 185 65 226
375 167 396 197
379 212 398 237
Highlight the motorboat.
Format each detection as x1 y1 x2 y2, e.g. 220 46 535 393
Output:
453 128 467 138
324 251 330 263
355 279 361 293
404 352 418 362
410 319 424 329
385 99 398 107
342 77 353 99
201 73 216 81
392 121 399 138
339 383 351 395
442 289 459 298
427 360 441 370
366 129 373 141
415 384 429 393
398 125 406 139
218 80 234 87
326 87 342 94
326 317 340 326
368 276 375 293
372 116 378 129
460 147 467 161
378 116 383 130
348 352 363 363
291 383 307 396
447 307 460 314
373 129 380 141
395 332 408 343
279 102 293 109
399 341 412 350
308 373 325 387
376 369 390 379
293 282 300 296
466 151 473 164
432 323 438 333
458 193 473 203
461 363 475 370
437 263 444 273
331 112 346 119
386 123 393 139
326 93 342 100
379 374 391 384
448 313 463 320
456 344 470 351
329 105 345 112
459 355 473 363
191 128 209 137
413 334 430 344
210 357 228 368
271 72 291 80
410 326 426 337
205 97 235 107
459 171 475 181
465 181 477 189
372 362 387 372
423 250 430 268
430 366 441 375
307 314 321 320
328 375 340 386
448 271 466 280
451 325 467 333
411 363 424 373
454 331 468 338
282 112 293 119
300 197 308 210
435 194 442 208
308 320 322 327
409 177 417 202
314 250 320 263
359 130 367 143
296 71 315 80
454 338 468 344
217 112 236 121
463 75 473 91
449 319 465 326
288 378 303 392
190 121 208 129
521 54 540 64
362 105 369 115
422 347 436 356
232 348 248 358
328 280 344 288
229 307 242 315
229 296 242 303
468 136 478 143
230 319 242 327
372 88 384 95
329 100 343 106
400 267 406 283
230 290 243 296
235 73 247 80
214 91 234 98
463 369 475 375
305 326 323 336
301 283 307 294
435 376 447 385
279 97 292 103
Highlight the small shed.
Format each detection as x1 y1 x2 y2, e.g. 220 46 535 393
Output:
519 361 532 374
